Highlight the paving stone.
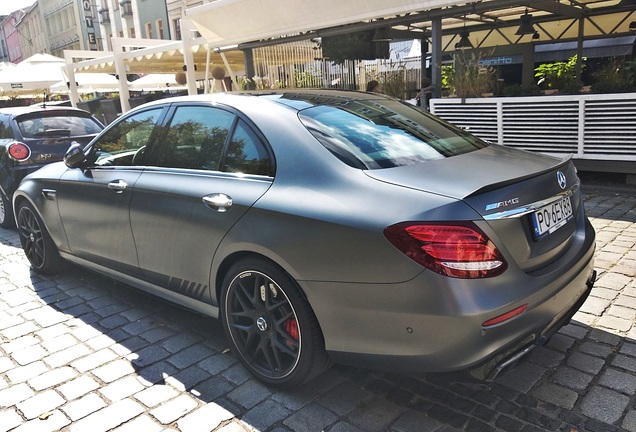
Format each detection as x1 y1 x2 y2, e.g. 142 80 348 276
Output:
347 397 408 432
149 394 198 424
0 408 23 432
69 398 145 432
92 359 137 383
71 348 119 373
611 354 636 372
580 387 630 424
567 351 606 375
227 380 271 410
61 393 108 421
11 409 70 432
0 382 34 407
496 362 546 393
6 361 48 384
622 410 636 432
44 344 92 368
532 382 579 411
551 366 594 391
57 375 101 401
12 344 48 366
16 389 66 420
100 375 147 402
578 341 614 359
598 368 636 395
112 414 164 432
28 366 78 391
390 411 444 432
283 403 338 431
134 384 179 408
177 402 236 432
168 344 213 369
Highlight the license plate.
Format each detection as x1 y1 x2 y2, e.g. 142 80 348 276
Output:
532 196 573 239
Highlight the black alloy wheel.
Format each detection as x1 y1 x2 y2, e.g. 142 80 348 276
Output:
221 258 332 388
16 201 64 274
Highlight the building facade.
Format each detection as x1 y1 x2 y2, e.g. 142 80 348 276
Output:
2 11 25 63
97 0 169 51
17 3 48 59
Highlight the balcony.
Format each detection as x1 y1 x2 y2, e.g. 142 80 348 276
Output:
98 8 110 24
119 0 132 16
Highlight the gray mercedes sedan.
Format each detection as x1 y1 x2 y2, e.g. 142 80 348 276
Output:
13 90 596 388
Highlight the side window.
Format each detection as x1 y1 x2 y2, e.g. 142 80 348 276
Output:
92 108 162 166
0 118 13 139
158 106 234 170
222 120 271 176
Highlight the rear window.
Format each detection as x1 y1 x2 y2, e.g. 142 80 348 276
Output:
298 100 488 169
17 112 102 138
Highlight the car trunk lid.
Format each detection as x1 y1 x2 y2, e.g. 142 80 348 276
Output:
365 145 582 272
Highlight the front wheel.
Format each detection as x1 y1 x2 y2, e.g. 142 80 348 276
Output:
16 201 64 275
220 257 332 388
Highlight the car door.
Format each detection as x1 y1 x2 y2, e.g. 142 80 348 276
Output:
129 104 274 303
57 107 166 274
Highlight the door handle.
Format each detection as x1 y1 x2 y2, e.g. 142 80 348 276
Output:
202 193 233 212
107 179 128 193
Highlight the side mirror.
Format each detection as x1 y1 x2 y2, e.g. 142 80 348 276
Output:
64 142 87 168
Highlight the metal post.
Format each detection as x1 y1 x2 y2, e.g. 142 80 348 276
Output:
431 16 442 99
243 48 256 89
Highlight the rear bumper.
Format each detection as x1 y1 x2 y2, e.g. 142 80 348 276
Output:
470 268 595 381
305 221 596 377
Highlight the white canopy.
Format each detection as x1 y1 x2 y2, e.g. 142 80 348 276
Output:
129 73 187 91
50 73 123 94
186 0 463 48
0 53 65 93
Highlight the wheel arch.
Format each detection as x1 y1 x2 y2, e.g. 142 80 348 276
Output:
212 250 310 307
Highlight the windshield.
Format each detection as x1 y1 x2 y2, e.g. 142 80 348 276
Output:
298 100 488 169
17 112 102 138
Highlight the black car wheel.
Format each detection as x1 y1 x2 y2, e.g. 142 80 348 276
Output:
16 201 64 274
220 257 332 388
0 193 15 228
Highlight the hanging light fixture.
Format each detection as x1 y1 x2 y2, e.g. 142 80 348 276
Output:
516 9 536 35
455 29 474 49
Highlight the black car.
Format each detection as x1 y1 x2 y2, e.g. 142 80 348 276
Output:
0 104 104 227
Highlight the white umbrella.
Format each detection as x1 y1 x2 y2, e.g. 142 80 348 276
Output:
0 53 65 93
129 73 187 91
50 73 122 94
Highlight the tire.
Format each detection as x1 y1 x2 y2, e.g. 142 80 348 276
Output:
0 192 15 229
220 257 332 388
16 201 65 275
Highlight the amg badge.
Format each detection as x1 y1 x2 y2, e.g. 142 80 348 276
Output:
485 198 520 211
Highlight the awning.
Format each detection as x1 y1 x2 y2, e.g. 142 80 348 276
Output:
535 36 636 62
186 0 464 48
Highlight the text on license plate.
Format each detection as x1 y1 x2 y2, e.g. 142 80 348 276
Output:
532 196 573 239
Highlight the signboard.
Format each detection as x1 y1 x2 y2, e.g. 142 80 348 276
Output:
82 0 98 51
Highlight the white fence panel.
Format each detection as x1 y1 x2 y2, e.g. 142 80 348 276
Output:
430 93 636 165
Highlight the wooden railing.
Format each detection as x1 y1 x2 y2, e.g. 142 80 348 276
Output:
430 93 636 173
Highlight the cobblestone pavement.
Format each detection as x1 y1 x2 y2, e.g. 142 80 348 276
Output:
0 183 635 432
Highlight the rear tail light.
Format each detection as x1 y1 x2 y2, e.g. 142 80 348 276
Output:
7 142 31 161
384 222 508 278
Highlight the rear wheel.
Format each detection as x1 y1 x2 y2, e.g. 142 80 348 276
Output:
0 192 15 228
220 257 332 388
16 201 64 274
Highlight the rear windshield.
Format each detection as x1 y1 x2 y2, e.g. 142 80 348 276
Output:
17 112 102 138
298 100 488 169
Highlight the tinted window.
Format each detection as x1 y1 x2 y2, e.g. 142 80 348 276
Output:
17 112 102 138
92 108 162 166
298 100 487 169
222 120 271 176
0 118 12 139
158 106 234 170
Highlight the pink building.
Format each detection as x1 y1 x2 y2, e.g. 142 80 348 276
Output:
2 10 25 63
